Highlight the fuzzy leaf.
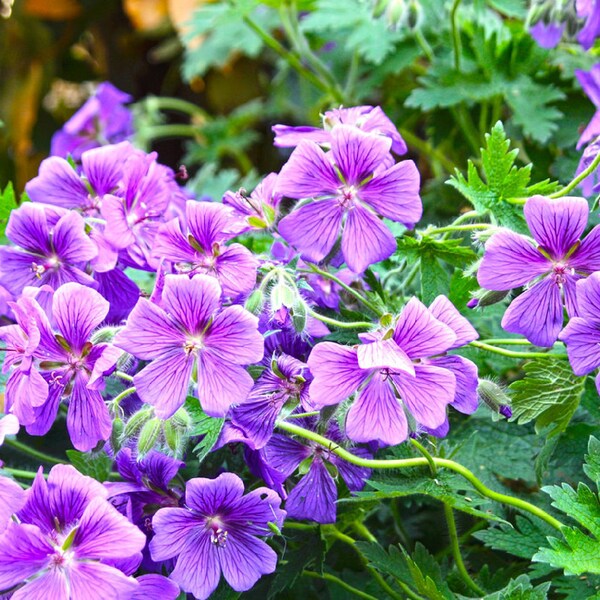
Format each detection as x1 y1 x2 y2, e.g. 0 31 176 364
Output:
66 450 113 482
186 397 225 464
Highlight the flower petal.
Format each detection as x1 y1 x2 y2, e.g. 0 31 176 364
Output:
393 364 456 429
428 295 479 347
307 342 367 407
186 201 237 249
162 274 222 335
67 374 113 451
52 283 109 353
73 496 146 559
0 476 25 533
68 561 140 600
278 199 344 264
331 125 392 185
134 349 194 419
359 160 422 225
356 338 415 375
285 458 338 524
114 298 185 360
100 194 136 249
11 565 68 600
574 272 600 320
342 203 396 273
149 507 200 561
81 142 129 196
196 353 254 417
570 225 600 273
132 575 180 600
478 229 550 290
523 195 589 260
346 372 408 445
502 277 563 347
275 140 339 198
215 244 259 297
229 486 285 535
262 434 311 479
429 355 479 414
5 203 52 253
559 317 600 376
393 297 456 359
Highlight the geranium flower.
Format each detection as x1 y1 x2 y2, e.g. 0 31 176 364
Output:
114 274 264 418
478 195 600 346
308 296 478 445
153 201 258 297
0 283 121 450
149 472 285 600
276 125 421 273
0 465 145 599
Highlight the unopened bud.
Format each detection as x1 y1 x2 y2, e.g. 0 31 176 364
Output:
170 407 191 431
164 420 182 453
271 279 296 310
124 407 154 438
385 0 407 31
245 289 264 315
478 379 511 417
469 288 510 308
137 418 162 456
406 0 423 30
110 417 124 452
91 326 120 344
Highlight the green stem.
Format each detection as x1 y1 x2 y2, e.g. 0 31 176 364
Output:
4 438 66 465
114 371 134 383
398 128 456 173
241 11 344 102
302 570 379 600
549 150 600 198
304 263 384 316
479 338 533 345
344 50 361 100
2 467 46 479
443 504 486 596
327 528 405 600
276 420 565 531
427 223 491 235
307 308 373 330
286 411 320 419
140 124 202 141
111 386 137 406
409 438 437 475
451 0 462 71
141 96 208 119
353 520 378 543
469 340 562 359
452 106 481 156
414 29 434 62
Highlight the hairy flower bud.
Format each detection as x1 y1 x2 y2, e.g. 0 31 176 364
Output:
478 379 511 419
124 407 154 438
244 289 264 315
90 326 121 344
137 418 162 456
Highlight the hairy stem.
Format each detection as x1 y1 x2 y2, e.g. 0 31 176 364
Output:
549 150 600 199
469 340 562 359
302 570 379 600
307 308 373 330
276 420 565 531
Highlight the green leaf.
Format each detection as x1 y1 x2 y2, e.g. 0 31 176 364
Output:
474 515 554 560
481 574 551 599
0 182 18 244
186 397 225 464
533 436 600 575
340 465 507 522
300 0 398 65
585 437 600 487
66 450 113 482
509 359 586 439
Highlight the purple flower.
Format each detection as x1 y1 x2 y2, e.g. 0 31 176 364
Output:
0 204 97 299
230 353 312 448
262 420 372 523
575 136 600 196
0 414 19 446
0 464 146 599
477 195 600 346
132 575 180 600
51 82 133 160
149 472 285 600
276 125 421 273
0 475 25 533
153 201 258 297
114 274 264 419
576 65 600 150
273 105 407 155
0 283 121 450
530 21 565 48
222 172 282 230
577 0 600 50
307 296 478 445
560 272 600 393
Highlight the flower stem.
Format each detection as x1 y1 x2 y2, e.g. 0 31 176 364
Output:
443 503 486 596
479 338 533 345
426 223 491 235
3 438 66 465
304 263 384 316
2 467 47 479
302 570 379 600
469 340 562 359
286 411 320 419
398 128 457 173
140 96 208 119
307 308 373 330
451 0 462 71
111 386 137 406
275 420 565 531
549 150 600 199
114 371 135 383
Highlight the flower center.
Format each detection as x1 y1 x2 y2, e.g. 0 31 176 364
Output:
184 336 204 354
206 516 228 547
338 186 356 208
552 261 571 284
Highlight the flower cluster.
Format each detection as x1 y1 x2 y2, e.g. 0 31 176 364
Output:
0 95 539 598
